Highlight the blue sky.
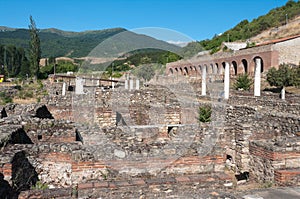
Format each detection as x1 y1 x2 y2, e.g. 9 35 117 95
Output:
0 0 289 41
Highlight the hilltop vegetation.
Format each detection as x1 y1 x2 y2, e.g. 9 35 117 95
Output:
1 0 300 79
0 27 126 57
182 0 300 55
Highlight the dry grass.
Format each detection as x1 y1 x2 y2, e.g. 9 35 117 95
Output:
286 86 300 95
13 98 37 104
251 16 300 44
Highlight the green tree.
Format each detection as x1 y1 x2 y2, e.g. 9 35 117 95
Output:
266 64 294 88
234 74 252 91
28 15 41 79
292 66 300 87
266 64 296 99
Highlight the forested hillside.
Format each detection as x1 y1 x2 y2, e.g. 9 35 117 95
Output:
182 0 300 56
0 27 126 57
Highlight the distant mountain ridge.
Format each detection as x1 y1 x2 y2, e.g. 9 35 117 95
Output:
0 26 180 58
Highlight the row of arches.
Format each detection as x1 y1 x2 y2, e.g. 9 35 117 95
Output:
168 57 264 77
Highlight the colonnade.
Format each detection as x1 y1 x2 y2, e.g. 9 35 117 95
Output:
168 57 263 99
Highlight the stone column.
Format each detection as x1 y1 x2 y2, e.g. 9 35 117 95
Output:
201 66 207 96
62 82 66 96
136 79 140 90
254 58 261 97
129 79 134 90
281 87 285 100
224 62 230 99
125 80 128 90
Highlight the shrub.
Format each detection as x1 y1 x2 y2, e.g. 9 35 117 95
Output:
0 92 13 104
234 74 252 91
198 105 212 123
267 64 294 88
31 181 48 190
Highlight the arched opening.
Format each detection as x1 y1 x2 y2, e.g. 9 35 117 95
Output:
212 64 218 74
215 63 219 74
235 172 250 181
226 154 233 161
231 61 238 76
253 57 264 73
179 67 183 75
221 62 226 74
169 68 174 75
207 64 213 74
184 66 189 75
202 65 208 73
242 59 248 74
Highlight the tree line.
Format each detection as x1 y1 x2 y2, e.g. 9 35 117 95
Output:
0 16 79 80
0 16 40 79
0 44 30 78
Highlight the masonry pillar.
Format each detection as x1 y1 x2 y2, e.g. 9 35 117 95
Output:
62 82 66 96
136 79 140 90
129 79 134 90
254 58 261 97
125 80 128 90
224 62 230 99
281 87 285 100
201 66 207 96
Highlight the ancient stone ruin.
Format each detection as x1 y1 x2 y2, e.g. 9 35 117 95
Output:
0 75 299 198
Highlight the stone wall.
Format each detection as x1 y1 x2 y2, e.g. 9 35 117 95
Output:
273 36 300 65
249 137 300 185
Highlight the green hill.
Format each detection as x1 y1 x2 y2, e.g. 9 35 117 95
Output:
0 27 127 57
182 0 300 56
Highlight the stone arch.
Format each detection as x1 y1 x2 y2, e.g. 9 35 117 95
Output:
202 64 208 73
213 63 218 74
207 64 213 74
193 66 197 72
241 59 248 74
175 68 178 74
231 61 238 76
179 67 183 75
198 65 202 73
184 66 189 75
253 56 264 73
216 63 221 74
221 62 226 74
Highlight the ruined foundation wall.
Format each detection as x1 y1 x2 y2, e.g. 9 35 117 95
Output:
249 138 300 185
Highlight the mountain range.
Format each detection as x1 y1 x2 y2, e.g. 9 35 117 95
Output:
0 26 180 58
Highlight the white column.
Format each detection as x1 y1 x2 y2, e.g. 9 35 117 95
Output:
125 80 128 90
62 82 66 96
281 87 285 100
129 79 134 90
254 58 261 97
75 77 84 94
136 79 140 90
224 62 230 99
201 66 207 96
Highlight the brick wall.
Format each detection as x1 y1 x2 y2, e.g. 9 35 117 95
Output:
249 138 300 185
